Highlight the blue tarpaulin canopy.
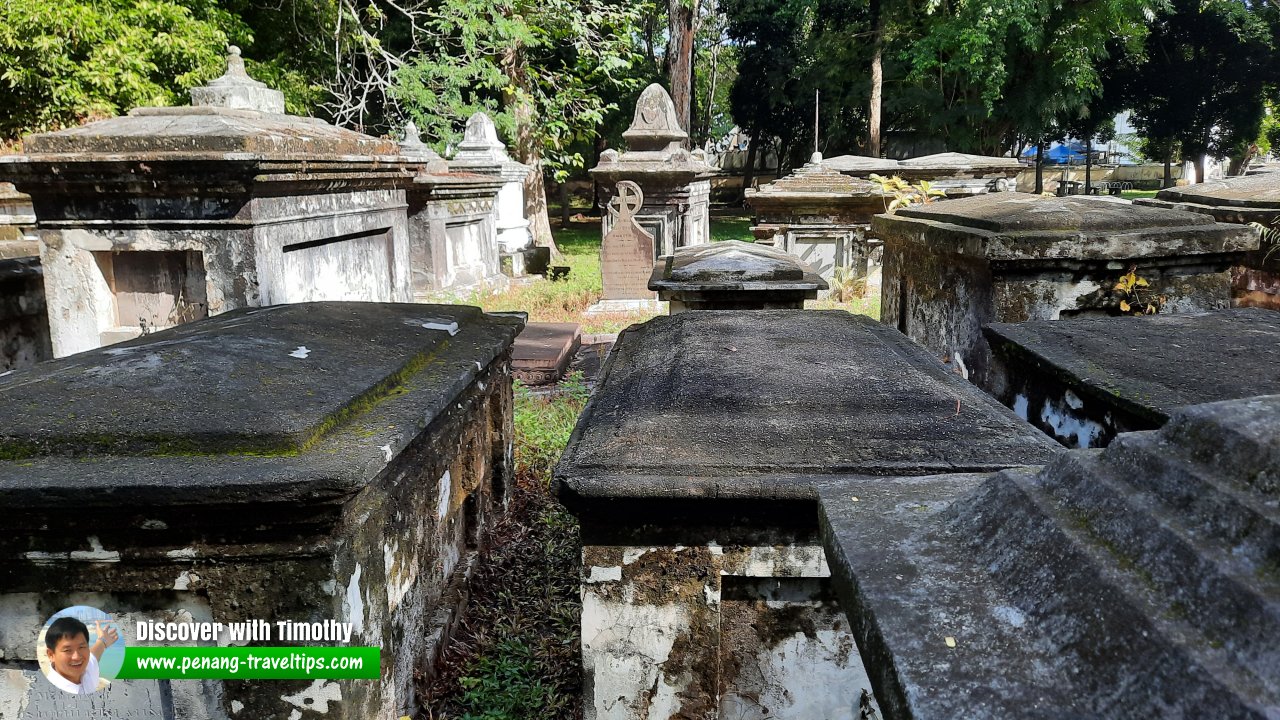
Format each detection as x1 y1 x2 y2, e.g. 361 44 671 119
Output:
1021 142 1088 164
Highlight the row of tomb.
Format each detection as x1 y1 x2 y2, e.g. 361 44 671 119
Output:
1 53 1278 720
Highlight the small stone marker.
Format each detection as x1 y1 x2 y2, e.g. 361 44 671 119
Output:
600 181 658 302
511 322 582 385
984 307 1280 447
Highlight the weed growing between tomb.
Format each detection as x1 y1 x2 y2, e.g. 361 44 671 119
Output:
421 375 590 720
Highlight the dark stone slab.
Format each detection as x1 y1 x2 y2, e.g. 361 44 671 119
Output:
555 311 1059 506
984 309 1280 446
648 241 828 310
512 322 581 385
818 394 1280 720
1142 173 1280 215
0 301 522 507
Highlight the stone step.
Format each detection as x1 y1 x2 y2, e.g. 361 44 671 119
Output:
1032 451 1280 698
1102 432 1280 583
943 470 1272 717
1157 395 1280 498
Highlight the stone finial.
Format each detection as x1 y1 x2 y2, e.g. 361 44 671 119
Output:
399 120 442 161
462 112 504 150
189 45 286 114
451 112 524 177
623 84 688 151
809 151 823 164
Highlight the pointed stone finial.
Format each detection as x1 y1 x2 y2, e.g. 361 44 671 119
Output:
809 151 823 164
623 84 688 151
451 112 520 175
189 45 286 113
462 112 504 150
399 120 442 161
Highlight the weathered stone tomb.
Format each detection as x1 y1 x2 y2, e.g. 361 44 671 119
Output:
818 393 1280 718
0 48 416 358
0 302 522 719
590 84 714 259
875 192 1258 391
648 240 826 311
555 310 1059 720
447 112 535 277
745 153 885 285
983 307 1280 447
1136 173 1280 309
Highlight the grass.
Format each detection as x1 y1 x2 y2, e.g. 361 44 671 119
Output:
422 375 590 720
1120 189 1159 200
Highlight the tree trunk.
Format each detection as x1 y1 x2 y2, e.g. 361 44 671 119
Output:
503 45 559 256
1163 150 1173 188
742 137 758 204
559 180 571 227
667 0 698 137
868 0 883 157
1194 155 1207 185
1035 139 1044 194
1084 136 1093 194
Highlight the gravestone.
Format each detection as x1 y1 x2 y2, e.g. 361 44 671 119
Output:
7 671 173 719
0 47 418 357
590 84 714 259
818 393 1280 719
0 302 522 719
982 307 1280 447
555 310 1059 720
648 239 826 311
874 192 1258 392
1136 173 1280 309
589 181 662 314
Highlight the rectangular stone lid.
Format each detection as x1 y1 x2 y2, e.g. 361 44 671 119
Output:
0 302 519 458
985 308 1280 423
875 193 1258 261
648 240 828 292
555 311 1059 503
1152 173 1280 209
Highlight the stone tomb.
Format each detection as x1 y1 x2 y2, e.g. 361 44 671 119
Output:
1136 173 1280 309
745 153 886 287
554 311 1059 720
590 84 714 259
0 48 417 358
818 394 1280 718
448 113 535 276
874 192 1258 391
0 302 522 719
982 308 1280 447
648 240 827 312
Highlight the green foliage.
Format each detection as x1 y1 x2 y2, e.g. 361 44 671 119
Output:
0 0 231 139
513 373 590 481
391 0 649 178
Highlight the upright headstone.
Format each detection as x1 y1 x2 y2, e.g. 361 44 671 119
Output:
0 46 416 357
592 181 660 312
590 84 714 259
448 113 535 275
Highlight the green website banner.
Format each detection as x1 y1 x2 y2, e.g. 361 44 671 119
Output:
116 647 380 679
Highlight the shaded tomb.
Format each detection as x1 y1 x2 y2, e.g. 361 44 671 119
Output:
982 307 1280 448
648 240 826 312
1136 173 1280 309
818 393 1280 719
0 302 522 719
555 310 1059 720
874 192 1258 392
0 48 417 357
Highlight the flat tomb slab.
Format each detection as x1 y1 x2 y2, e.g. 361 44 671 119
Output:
556 310 1059 503
985 308 1280 430
512 322 581 385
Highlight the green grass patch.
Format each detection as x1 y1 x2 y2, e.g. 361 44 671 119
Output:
1120 190 1158 200
423 377 589 720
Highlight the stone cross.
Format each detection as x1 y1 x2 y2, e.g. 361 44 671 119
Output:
601 181 657 300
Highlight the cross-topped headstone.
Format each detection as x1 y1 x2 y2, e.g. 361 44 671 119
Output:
601 181 657 300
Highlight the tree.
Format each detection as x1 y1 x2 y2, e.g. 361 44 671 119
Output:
0 0 233 141
1125 0 1276 183
668 0 700 135
392 0 648 250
